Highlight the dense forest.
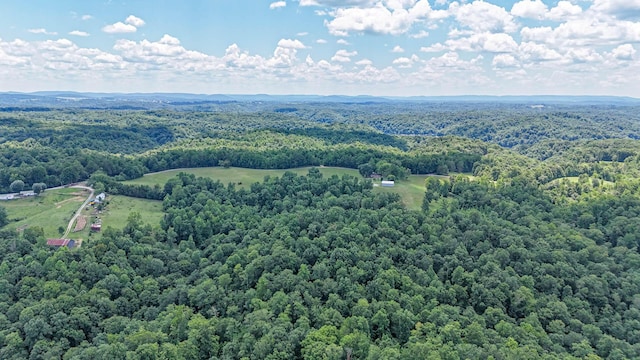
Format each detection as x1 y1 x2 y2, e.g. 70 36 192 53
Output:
2 100 640 359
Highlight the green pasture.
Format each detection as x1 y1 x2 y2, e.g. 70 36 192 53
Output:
1 188 89 238
1 189 164 240
72 195 164 240
125 166 444 211
101 195 164 229
124 166 361 187
548 176 615 187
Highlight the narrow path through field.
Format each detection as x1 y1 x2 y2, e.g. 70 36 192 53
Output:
62 185 94 239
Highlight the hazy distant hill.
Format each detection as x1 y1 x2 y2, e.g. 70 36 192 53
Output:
0 92 638 110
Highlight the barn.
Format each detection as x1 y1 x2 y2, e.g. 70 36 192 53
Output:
46 239 76 248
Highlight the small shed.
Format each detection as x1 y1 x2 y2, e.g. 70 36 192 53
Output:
91 223 102 231
46 239 76 248
381 180 395 187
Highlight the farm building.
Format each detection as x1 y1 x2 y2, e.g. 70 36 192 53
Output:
370 173 382 180
94 193 106 203
91 223 102 231
46 239 76 248
381 180 395 187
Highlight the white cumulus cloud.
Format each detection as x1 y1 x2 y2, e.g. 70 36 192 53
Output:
392 45 405 53
610 44 636 60
519 41 563 61
28 28 57 35
69 30 90 37
325 0 442 36
451 1 518 33
125 15 146 27
547 1 582 21
103 22 137 34
420 43 448 52
270 1 287 9
444 32 519 53
411 30 430 38
331 49 357 62
592 0 640 19
492 53 519 68
277 39 306 49
103 15 145 34
356 59 373 66
511 0 548 20
392 54 419 68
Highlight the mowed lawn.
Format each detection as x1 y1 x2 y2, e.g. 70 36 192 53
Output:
125 166 438 211
1 187 90 238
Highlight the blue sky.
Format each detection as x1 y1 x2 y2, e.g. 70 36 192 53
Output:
0 0 639 96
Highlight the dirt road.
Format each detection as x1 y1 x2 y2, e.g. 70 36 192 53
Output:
62 185 94 239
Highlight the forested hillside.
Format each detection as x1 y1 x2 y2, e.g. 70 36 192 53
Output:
1 101 640 359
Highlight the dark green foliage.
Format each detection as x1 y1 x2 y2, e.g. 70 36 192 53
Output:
9 180 24 193
31 182 47 194
3 104 640 359
0 205 7 227
0 171 639 359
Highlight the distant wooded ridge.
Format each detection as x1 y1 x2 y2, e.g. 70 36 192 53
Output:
1 91 639 108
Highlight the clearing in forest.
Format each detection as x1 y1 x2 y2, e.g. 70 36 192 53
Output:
124 166 467 211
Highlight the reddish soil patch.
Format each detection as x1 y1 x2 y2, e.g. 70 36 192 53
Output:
74 216 87 232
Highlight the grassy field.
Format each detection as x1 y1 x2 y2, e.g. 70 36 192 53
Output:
1 188 90 238
101 195 164 229
1 190 164 240
71 195 164 240
548 176 615 187
373 175 447 210
125 166 440 211
124 166 361 187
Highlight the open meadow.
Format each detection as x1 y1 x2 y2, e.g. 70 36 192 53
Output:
1 189 163 240
1 187 89 238
124 166 449 211
71 195 164 240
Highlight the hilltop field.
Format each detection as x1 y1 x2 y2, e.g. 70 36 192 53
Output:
124 166 453 211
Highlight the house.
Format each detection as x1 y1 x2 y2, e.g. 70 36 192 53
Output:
381 180 395 187
91 223 102 231
46 239 76 248
370 173 382 180
94 193 106 203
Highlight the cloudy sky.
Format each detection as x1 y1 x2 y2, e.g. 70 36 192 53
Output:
0 0 639 96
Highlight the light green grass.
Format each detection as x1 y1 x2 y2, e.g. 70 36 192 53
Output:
1 190 164 240
1 188 90 238
126 166 439 211
73 195 164 240
101 195 164 228
124 166 361 188
371 175 443 210
549 176 614 187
